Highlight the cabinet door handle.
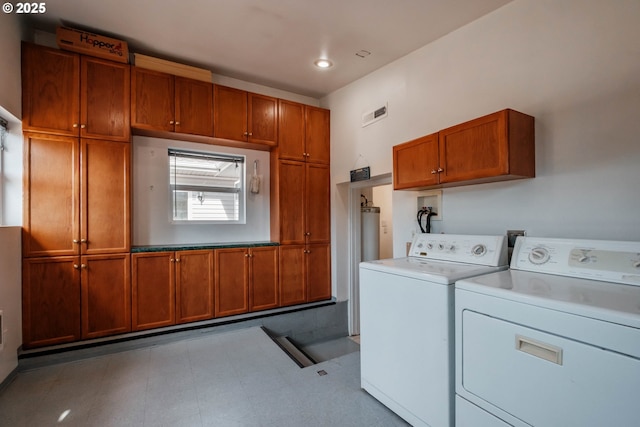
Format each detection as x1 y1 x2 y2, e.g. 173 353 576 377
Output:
175 258 180 262
437 167 444 173
175 121 180 126
169 120 175 125
73 239 79 244
170 258 175 262
72 123 79 128
431 170 437 174
81 264 87 269
80 239 87 243
80 124 86 129
73 264 79 269
248 132 253 136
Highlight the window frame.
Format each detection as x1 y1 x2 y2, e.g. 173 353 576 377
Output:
168 148 246 224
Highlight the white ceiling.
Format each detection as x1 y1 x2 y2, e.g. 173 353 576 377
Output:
25 0 512 99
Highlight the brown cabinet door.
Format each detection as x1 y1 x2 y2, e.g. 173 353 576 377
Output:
176 250 214 324
81 57 130 141
131 67 175 132
213 85 248 141
215 248 249 317
132 252 175 331
306 243 331 302
438 110 509 183
22 256 81 348
305 106 330 164
81 139 130 254
23 133 79 257
175 77 214 136
278 245 306 307
393 133 440 190
278 160 306 245
81 253 131 339
21 43 80 136
249 246 279 312
306 163 331 244
248 93 277 146
278 100 305 161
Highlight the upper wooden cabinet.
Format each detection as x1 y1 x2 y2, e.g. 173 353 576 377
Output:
23 133 131 257
393 133 439 190
131 67 214 136
278 101 330 164
81 56 131 141
22 43 130 142
305 106 330 164
214 85 278 146
393 109 535 190
274 160 330 245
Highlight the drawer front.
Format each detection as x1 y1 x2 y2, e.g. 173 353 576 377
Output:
460 309 640 427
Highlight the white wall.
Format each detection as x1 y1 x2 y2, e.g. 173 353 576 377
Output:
132 136 271 246
0 227 21 383
0 13 23 117
0 12 23 384
325 0 640 300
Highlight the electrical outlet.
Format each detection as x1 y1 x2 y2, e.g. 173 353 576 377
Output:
507 230 526 248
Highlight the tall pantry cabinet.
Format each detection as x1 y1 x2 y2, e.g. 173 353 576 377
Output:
21 43 132 348
272 101 331 305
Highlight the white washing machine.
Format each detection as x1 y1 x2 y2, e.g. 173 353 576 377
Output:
455 237 640 427
359 234 508 427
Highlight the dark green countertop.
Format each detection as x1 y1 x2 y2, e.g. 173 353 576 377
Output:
131 241 279 253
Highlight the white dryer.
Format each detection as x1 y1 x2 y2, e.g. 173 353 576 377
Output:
455 237 640 427
360 234 508 427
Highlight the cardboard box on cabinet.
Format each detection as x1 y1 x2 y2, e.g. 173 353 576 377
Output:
56 26 129 63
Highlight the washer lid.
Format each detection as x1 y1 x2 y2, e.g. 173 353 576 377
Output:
360 257 507 284
456 270 640 328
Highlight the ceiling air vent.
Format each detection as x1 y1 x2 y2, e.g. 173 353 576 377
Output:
362 103 388 127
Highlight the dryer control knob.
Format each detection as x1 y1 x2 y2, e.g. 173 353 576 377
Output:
529 247 551 265
472 244 487 256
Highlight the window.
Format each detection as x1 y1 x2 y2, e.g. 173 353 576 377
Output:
169 148 245 223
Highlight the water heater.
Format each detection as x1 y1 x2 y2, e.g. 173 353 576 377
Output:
361 206 380 261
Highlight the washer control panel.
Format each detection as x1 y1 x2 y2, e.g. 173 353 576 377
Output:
408 234 507 267
512 237 640 286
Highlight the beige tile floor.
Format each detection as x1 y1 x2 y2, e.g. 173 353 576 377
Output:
0 327 408 426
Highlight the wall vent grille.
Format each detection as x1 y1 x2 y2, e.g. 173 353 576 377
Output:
362 103 388 127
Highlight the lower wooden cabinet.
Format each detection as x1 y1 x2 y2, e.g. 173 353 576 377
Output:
278 245 306 306
22 244 324 349
132 250 215 331
279 243 331 305
215 246 279 317
176 250 214 324
22 254 131 348
22 257 81 348
249 246 279 312
131 252 175 331
306 244 332 302
81 254 131 339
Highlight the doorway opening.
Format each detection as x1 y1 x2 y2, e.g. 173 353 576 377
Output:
347 173 393 336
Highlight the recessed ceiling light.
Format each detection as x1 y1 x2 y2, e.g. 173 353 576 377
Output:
314 59 333 69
